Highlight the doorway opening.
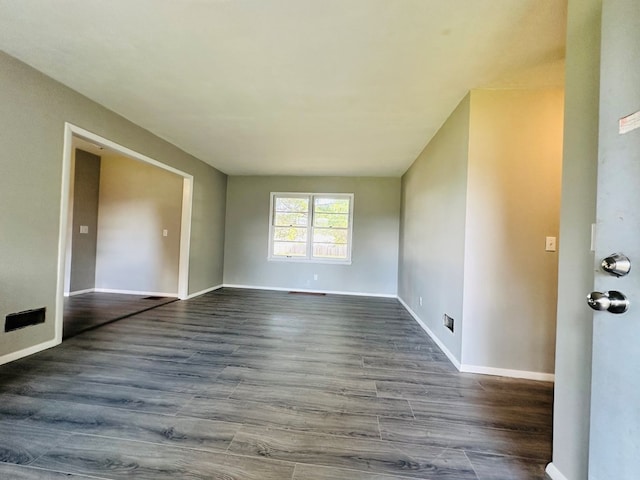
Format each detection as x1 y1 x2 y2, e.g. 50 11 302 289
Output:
55 123 193 342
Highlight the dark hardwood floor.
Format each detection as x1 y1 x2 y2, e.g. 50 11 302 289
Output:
63 292 177 339
0 288 553 479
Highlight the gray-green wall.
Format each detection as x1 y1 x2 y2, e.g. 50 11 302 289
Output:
69 149 101 293
0 51 227 360
224 176 400 296
462 88 563 375
398 95 471 361
95 154 184 295
399 88 563 375
548 0 600 478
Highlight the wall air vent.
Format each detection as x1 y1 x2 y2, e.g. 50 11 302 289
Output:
443 314 454 333
5 307 46 332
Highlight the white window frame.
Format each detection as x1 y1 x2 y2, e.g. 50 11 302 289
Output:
268 192 354 265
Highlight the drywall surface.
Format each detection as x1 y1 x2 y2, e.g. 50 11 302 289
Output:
224 176 400 296
69 149 101 293
549 0 600 478
398 95 470 362
95 154 183 294
462 88 563 374
0 51 226 359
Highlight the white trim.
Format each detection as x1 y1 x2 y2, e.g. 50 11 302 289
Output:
545 463 570 480
186 284 224 299
56 123 194 341
178 177 193 300
267 256 353 266
55 125 75 344
71 125 192 177
460 364 555 382
0 339 59 366
93 288 178 297
66 288 95 297
396 297 554 382
397 296 462 370
223 284 397 298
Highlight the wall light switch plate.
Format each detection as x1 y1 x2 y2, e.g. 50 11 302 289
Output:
79 225 89 234
545 236 557 252
163 229 168 237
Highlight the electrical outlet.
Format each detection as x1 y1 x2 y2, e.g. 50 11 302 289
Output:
314 274 318 281
443 314 454 333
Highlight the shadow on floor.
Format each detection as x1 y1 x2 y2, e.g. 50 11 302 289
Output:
63 292 178 339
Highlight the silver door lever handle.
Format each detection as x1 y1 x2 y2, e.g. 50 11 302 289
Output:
587 290 629 314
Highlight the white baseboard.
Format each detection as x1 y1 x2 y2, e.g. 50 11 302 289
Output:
66 288 95 297
186 284 223 299
223 283 397 298
397 296 462 370
0 338 60 366
461 364 555 382
545 462 569 480
396 297 554 382
93 288 178 297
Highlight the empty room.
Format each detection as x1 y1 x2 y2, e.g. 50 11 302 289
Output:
0 1 638 480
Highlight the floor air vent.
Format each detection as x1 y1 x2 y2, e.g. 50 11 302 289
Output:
5 307 46 332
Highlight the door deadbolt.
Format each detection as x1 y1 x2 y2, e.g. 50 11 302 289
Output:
587 290 630 314
601 253 631 277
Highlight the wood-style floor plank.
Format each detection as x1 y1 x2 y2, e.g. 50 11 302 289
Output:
23 400 240 453
0 375 193 415
218 365 378 396
0 288 553 479
465 451 549 480
379 416 552 460
179 396 381 439
229 383 415 419
32 434 295 480
408 399 551 432
292 463 436 480
0 422 71 466
228 425 477 479
0 463 106 479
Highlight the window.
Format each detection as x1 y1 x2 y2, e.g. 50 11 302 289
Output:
269 192 353 264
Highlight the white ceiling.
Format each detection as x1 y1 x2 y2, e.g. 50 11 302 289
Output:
0 0 567 177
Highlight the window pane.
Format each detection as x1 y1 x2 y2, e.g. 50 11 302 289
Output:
270 193 351 262
314 197 350 214
313 243 348 259
274 226 307 242
276 197 309 213
273 242 307 257
313 212 348 228
274 212 308 226
313 228 347 244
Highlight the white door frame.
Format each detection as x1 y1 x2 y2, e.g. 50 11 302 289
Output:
55 122 194 342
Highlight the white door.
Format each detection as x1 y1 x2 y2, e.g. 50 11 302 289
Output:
588 0 640 478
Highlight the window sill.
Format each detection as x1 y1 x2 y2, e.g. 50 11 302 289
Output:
267 256 352 266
